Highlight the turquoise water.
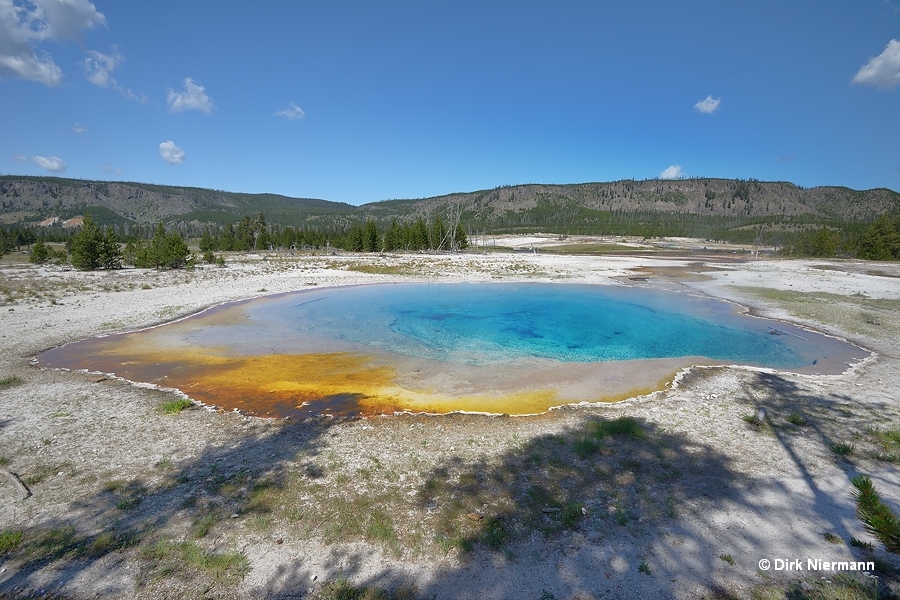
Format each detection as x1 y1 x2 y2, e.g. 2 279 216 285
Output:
188 282 857 371
38 281 868 417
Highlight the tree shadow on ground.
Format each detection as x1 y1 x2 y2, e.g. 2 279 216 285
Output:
247 371 897 599
250 411 816 599
736 372 862 540
3 370 896 599
738 370 900 510
758 367 900 485
731 371 900 584
0 412 338 598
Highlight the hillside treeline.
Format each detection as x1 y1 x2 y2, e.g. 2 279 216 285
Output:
856 214 900 260
776 214 900 259
476 206 855 246
3 209 899 263
2 212 470 270
196 214 468 253
0 225 36 255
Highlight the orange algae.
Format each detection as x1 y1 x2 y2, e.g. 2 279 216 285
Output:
39 337 674 417
92 349 400 417
125 350 664 417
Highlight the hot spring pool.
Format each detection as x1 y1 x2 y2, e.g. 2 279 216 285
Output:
38 282 868 417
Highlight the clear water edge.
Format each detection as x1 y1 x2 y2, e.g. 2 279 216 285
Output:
37 281 871 418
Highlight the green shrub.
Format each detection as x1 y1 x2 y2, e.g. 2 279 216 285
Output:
480 517 508 549
86 531 122 557
573 436 601 458
594 416 643 439
0 375 23 388
851 474 900 553
831 442 854 457
29 239 51 264
742 413 763 426
0 529 23 554
849 537 874 550
787 413 807 425
29 526 78 561
129 224 192 270
190 512 223 539
141 538 250 582
561 503 583 528
161 398 193 414
366 509 394 542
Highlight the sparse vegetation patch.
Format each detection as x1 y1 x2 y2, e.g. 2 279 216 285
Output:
160 398 194 414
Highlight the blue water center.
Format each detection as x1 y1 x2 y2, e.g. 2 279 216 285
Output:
199 282 857 371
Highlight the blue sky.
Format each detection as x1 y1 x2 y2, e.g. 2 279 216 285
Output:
1 1 899 205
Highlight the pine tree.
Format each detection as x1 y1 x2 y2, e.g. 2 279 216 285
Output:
453 223 469 251
431 215 447 250
70 212 104 270
384 219 402 251
858 214 900 260
363 220 380 252
254 213 267 250
131 224 192 269
256 228 270 251
199 229 215 252
412 218 428 250
29 238 51 264
220 223 236 251
348 225 364 252
100 225 123 269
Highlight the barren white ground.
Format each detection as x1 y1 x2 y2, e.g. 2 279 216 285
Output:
2 242 900 599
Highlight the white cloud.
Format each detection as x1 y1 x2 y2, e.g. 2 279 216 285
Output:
102 163 121 175
659 165 684 179
0 53 63 85
72 122 87 134
30 0 106 41
167 77 214 113
12 154 27 162
694 95 721 114
275 101 306 120
853 39 900 89
33 155 67 172
82 48 146 102
159 140 185 165
83 49 120 87
0 0 106 86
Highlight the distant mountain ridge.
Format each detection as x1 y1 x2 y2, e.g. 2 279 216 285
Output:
0 176 355 226
361 180 900 223
2 175 898 230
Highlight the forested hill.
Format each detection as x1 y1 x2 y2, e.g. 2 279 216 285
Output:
360 179 900 227
0 176 355 226
1 175 898 232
